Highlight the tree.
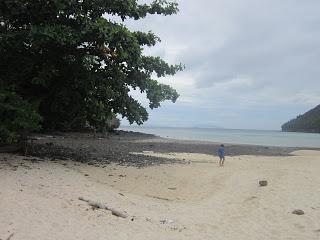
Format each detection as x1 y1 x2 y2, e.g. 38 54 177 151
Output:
0 88 42 144
0 0 183 141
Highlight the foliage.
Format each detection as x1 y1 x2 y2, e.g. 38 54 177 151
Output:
0 0 182 140
0 88 42 144
281 105 320 133
106 114 121 132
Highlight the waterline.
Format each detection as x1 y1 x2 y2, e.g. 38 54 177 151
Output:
121 126 320 148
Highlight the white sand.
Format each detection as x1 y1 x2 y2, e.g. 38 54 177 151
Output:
1 150 320 240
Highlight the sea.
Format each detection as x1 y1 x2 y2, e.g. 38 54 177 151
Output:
120 126 320 148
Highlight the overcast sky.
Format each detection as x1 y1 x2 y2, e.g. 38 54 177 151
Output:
122 0 320 130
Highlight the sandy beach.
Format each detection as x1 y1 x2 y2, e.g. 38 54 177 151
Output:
1 134 320 240
3 0 320 239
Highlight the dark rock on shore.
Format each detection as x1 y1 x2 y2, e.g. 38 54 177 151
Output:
20 130 315 168
259 180 268 187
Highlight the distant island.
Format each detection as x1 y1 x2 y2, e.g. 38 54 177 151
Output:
282 105 320 133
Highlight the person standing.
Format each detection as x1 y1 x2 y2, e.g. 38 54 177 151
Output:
217 144 225 166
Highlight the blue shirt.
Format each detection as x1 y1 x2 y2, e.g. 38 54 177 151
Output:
217 147 225 157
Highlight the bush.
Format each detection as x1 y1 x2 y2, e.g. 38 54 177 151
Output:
0 89 42 144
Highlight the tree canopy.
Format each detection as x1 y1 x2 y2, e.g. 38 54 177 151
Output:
0 0 183 143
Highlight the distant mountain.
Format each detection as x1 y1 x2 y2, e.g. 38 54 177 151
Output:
281 105 320 133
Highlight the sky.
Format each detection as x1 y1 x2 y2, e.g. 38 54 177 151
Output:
121 0 320 130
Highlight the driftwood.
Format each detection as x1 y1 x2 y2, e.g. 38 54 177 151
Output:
5 233 14 240
146 194 172 201
78 197 128 218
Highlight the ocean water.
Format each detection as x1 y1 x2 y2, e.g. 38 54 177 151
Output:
120 126 320 148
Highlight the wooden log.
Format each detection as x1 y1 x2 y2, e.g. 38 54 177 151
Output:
6 232 14 240
110 209 128 218
78 197 128 218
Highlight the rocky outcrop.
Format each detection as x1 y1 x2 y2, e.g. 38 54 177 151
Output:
282 105 320 133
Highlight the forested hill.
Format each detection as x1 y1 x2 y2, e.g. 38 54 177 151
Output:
281 105 320 133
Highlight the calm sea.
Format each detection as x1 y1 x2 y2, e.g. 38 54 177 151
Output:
120 126 320 148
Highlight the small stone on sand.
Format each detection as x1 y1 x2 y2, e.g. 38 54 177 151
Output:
292 209 304 215
259 180 268 186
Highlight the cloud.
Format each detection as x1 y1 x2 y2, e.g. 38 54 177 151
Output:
121 0 320 129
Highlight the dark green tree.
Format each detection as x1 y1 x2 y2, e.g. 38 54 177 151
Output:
0 88 42 143
0 0 182 142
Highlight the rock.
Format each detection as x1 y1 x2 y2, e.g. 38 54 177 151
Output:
292 209 304 215
259 180 268 186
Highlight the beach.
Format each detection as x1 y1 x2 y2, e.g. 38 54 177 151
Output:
1 132 320 239
3 1 320 239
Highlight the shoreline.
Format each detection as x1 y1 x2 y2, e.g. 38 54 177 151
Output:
120 126 320 148
21 130 319 168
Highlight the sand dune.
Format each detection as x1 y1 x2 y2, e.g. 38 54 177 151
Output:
1 150 320 239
